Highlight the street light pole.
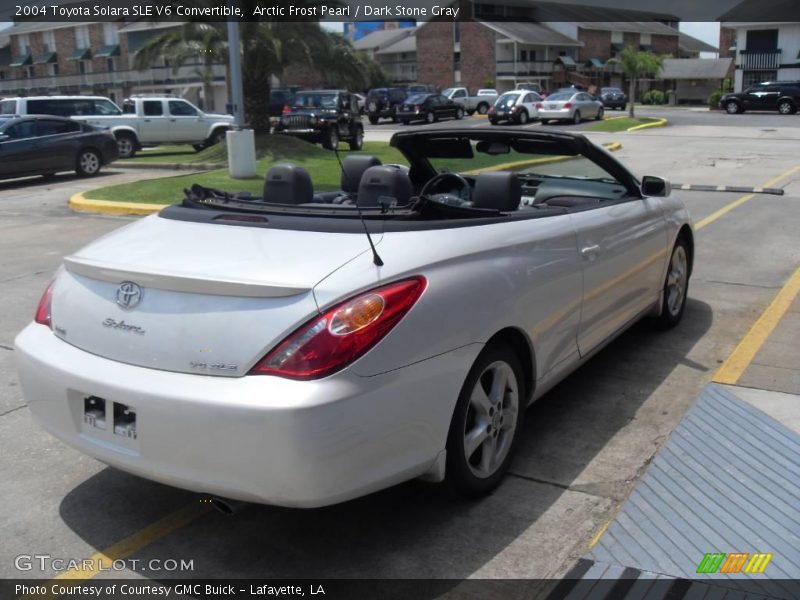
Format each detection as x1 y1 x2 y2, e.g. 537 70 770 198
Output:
227 18 245 129
225 9 256 178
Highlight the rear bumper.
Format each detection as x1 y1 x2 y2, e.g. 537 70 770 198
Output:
15 324 475 507
537 108 574 120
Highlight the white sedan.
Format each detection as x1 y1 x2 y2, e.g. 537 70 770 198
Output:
15 129 693 508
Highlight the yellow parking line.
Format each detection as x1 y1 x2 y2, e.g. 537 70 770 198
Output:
695 165 800 230
21 502 211 600
713 266 800 385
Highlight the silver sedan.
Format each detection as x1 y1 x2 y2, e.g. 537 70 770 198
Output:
537 91 604 124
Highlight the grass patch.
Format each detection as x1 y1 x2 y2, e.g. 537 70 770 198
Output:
585 117 662 132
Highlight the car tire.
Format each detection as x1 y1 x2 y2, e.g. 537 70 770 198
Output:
489 118 498 125
725 100 741 114
518 110 529 124
321 127 339 150
208 128 227 146
456 107 464 120
115 133 137 159
426 111 435 124
192 144 206 152
777 99 796 115
596 107 604 120
368 115 379 125
348 126 363 151
573 110 582 125
76 149 101 177
401 120 411 125
445 342 525 497
477 103 489 115
655 237 690 329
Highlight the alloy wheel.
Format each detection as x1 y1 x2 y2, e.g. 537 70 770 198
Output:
80 151 100 175
666 245 688 317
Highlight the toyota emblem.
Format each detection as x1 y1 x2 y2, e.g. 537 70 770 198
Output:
116 281 143 310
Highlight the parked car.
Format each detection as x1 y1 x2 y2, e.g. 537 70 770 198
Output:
273 90 364 150
0 115 118 179
599 87 627 110
365 87 409 124
515 82 546 94
268 88 296 119
537 91 604 124
489 90 543 125
720 81 800 115
0 95 122 118
397 93 464 124
442 87 498 115
15 127 692 507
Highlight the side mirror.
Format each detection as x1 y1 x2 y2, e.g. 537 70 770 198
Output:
641 175 671 197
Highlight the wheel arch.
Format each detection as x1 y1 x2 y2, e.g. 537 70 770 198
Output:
112 127 139 144
485 327 536 403
676 224 694 277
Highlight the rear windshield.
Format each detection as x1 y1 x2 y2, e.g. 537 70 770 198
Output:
27 98 121 116
545 93 574 101
404 94 428 104
294 92 338 109
602 88 623 94
495 93 521 107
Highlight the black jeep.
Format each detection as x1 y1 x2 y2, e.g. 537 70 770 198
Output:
274 90 364 150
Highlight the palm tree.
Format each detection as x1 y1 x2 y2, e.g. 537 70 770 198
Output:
618 46 665 118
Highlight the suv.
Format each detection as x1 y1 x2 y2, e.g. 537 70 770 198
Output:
365 87 408 124
720 81 800 115
274 90 363 150
0 95 122 117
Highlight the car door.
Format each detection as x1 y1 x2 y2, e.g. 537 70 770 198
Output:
578 93 598 117
167 100 206 142
435 95 450 119
139 100 169 143
569 191 669 356
0 120 40 176
34 119 82 172
742 84 776 110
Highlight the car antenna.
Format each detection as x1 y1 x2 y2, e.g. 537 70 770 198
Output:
333 145 384 267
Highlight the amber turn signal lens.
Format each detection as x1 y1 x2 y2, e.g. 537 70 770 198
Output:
328 294 385 336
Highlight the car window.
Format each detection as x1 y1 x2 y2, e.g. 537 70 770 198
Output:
546 93 574 101
93 99 121 115
37 119 80 136
143 101 163 116
169 100 199 116
4 121 37 139
405 94 427 105
0 100 17 115
390 90 406 102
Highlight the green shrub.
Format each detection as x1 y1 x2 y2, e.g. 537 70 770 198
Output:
650 90 665 105
708 90 723 109
641 90 653 104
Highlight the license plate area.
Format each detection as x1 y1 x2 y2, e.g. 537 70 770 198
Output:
71 391 139 453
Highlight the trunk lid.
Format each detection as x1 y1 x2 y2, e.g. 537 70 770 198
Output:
52 215 373 376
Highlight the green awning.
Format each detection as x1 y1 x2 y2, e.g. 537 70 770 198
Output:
586 58 604 68
34 52 57 64
611 43 626 52
69 47 91 60
10 54 31 67
95 45 120 58
555 55 576 66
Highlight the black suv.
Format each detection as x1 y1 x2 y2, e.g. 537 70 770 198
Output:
365 87 409 124
720 81 800 115
274 90 364 150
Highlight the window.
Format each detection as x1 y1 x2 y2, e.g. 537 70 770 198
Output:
48 63 59 76
107 58 115 72
0 100 17 114
93 99 121 115
74 25 90 49
743 70 777 88
37 119 80 136
102 23 118 46
143 101 164 116
42 30 56 53
520 50 527 61
78 60 91 75
17 34 30 55
168 100 198 116
5 121 37 139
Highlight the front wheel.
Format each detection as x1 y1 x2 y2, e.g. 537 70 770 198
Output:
455 107 464 120
425 111 435 124
192 144 206 152
348 126 363 151
321 127 339 150
725 100 741 114
76 149 101 177
208 128 227 146
476 103 489 115
115 134 136 159
445 343 525 496
655 238 690 328
517 109 528 125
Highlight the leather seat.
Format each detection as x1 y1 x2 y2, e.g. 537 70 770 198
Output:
340 155 382 194
471 171 521 212
356 165 414 207
263 164 314 205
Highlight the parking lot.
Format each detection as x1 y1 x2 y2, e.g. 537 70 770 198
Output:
1 109 799 586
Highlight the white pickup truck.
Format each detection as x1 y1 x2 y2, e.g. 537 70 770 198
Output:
441 87 499 115
77 97 234 158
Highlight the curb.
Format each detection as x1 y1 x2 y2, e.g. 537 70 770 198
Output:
112 161 223 171
69 190 165 216
71 142 623 217
627 117 668 131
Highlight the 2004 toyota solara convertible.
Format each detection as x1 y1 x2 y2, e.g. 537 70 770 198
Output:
15 129 693 508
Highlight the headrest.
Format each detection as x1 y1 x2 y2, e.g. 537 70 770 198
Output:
341 155 382 193
471 171 521 212
356 165 414 208
263 163 313 205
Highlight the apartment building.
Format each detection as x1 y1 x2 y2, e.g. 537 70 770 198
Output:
719 22 800 91
0 21 227 111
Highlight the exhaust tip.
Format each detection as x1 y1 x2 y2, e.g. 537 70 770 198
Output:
209 497 249 516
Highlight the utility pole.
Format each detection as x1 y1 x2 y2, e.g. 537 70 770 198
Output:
227 18 245 128
225 5 256 178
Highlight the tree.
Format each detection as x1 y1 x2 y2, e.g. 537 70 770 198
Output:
618 46 665 118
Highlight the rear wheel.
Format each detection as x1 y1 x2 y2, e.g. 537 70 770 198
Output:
777 99 796 115
446 342 525 496
455 107 465 120
517 109 529 124
425 111 435 124
477 103 489 115
208 128 227 146
348 126 363 151
322 127 339 150
76 149 101 177
115 133 136 159
725 100 741 114
656 238 690 328
368 115 379 125
596 107 604 120
572 110 582 125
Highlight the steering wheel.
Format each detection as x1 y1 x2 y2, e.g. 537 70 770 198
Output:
420 172 472 204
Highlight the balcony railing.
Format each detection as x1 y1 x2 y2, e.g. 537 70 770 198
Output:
738 51 782 70
496 60 555 76
0 63 227 94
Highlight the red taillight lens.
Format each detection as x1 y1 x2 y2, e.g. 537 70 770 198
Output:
535 102 543 109
511 106 519 112
281 104 291 115
35 281 54 329
564 102 573 108
414 104 421 111
488 106 495 113
251 277 427 380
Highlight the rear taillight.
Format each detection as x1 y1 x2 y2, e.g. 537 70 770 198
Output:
414 104 421 112
511 106 519 112
488 106 495 113
35 281 54 329
251 277 427 380
564 102 573 108
281 104 291 115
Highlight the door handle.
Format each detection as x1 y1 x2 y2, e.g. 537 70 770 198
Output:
170 119 176 122
580 244 600 257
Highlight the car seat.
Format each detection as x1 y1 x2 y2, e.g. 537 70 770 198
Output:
263 163 314 204
471 171 522 212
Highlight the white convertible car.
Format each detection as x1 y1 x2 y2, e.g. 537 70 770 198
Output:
15 129 693 508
